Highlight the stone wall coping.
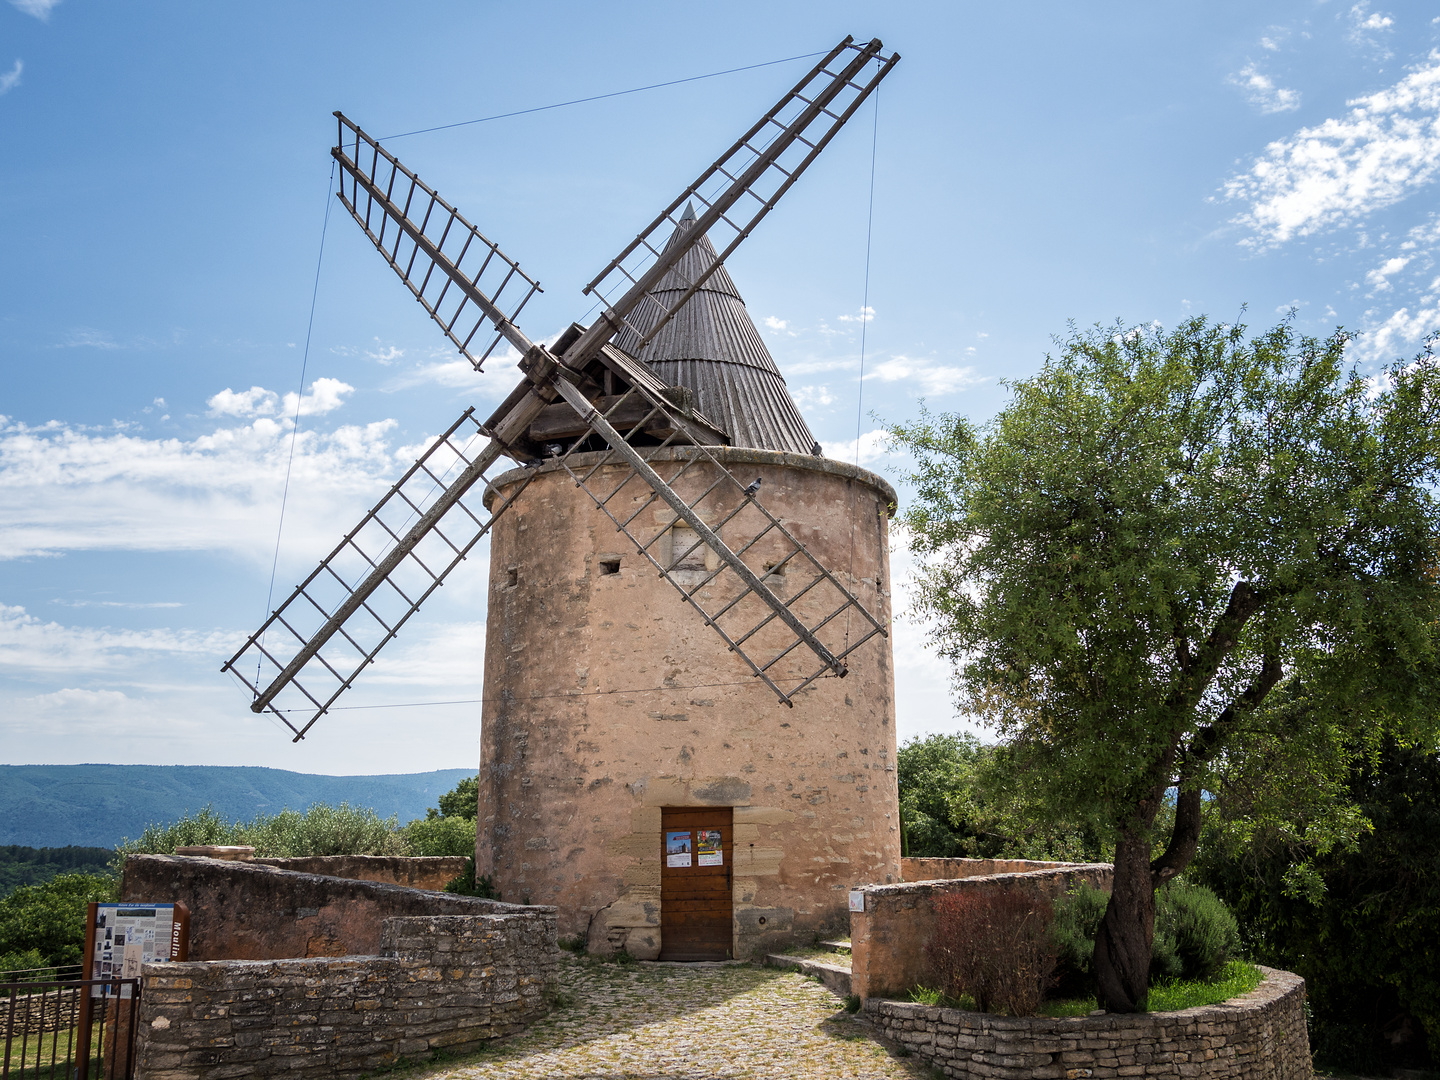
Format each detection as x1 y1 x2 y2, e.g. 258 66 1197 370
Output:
488 445 899 515
866 965 1304 1030
129 852 557 915
857 862 1115 897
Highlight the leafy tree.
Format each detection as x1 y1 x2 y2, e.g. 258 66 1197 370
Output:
431 775 478 821
0 873 116 968
1195 740 1440 1071
889 317 1440 1012
897 734 1104 861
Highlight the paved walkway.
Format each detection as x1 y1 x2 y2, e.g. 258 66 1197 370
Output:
424 955 931 1080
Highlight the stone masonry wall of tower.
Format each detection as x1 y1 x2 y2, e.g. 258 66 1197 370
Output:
476 448 900 960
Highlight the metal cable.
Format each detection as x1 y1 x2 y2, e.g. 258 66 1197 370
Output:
256 160 336 687
379 51 828 141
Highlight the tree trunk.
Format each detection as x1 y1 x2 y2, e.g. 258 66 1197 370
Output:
1093 830 1155 1012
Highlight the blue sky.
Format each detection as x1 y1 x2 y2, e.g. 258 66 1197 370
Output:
3 1 1439 774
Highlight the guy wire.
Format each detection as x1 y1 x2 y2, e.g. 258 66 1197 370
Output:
256 160 336 689
845 82 881 654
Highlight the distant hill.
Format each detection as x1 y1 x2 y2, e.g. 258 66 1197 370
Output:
0 765 476 848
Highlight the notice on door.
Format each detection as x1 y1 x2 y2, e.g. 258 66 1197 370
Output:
696 828 723 866
665 830 692 867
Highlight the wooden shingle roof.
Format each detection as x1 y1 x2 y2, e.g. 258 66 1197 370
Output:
613 205 820 455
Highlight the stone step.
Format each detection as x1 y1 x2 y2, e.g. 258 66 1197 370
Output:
764 954 852 999
818 939 852 953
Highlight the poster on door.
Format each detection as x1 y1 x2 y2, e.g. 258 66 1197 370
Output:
665 830 692 867
696 829 723 866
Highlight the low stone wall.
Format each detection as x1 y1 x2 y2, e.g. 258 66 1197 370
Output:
865 966 1311 1080
251 855 468 892
121 854 527 960
850 863 1113 1000
134 911 558 1080
902 857 1077 881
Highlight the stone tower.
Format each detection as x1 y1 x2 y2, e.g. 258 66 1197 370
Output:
476 209 899 960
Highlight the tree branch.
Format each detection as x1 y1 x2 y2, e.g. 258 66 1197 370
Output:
1150 641 1286 885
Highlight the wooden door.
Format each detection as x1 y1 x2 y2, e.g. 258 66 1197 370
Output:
659 806 733 961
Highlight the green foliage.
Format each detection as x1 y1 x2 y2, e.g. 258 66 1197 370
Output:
112 802 407 868
0 845 114 899
0 947 52 978
844 993 862 1013
432 775 478 821
1147 960 1262 1012
443 857 497 899
1151 883 1239 983
0 873 116 968
404 814 476 857
1051 882 1239 992
1195 739 1440 1072
889 316 1440 1008
1050 883 1109 996
897 733 1105 861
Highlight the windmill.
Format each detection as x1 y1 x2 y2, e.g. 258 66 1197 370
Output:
222 37 899 743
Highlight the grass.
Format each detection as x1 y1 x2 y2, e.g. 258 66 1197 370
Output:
908 961 1265 1018
1037 960 1265 1017
1147 960 1264 1012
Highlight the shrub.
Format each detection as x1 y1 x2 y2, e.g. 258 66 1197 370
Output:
443 857 497 899
925 886 1056 1015
404 815 476 857
1051 880 1240 994
113 802 407 866
1050 881 1108 997
1153 882 1239 983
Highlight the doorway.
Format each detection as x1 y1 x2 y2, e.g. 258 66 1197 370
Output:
659 806 734 961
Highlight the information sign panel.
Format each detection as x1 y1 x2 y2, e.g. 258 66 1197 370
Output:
86 902 189 998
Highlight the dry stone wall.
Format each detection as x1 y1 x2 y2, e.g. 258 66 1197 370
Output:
133 911 558 1080
122 854 521 960
865 967 1311 1080
850 863 1114 1000
251 855 468 892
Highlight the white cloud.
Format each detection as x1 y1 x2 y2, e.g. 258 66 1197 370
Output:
207 386 278 418
762 316 788 332
838 306 875 324
863 355 984 396
0 413 400 564
8 0 59 20
0 60 21 96
206 378 353 419
792 385 836 410
821 429 895 468
0 604 233 674
1365 254 1412 291
1346 2 1395 52
364 339 405 364
1226 51 1440 245
60 328 119 349
1349 214 1440 360
1227 63 1302 114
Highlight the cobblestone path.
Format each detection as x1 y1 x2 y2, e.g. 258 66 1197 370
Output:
424 955 932 1080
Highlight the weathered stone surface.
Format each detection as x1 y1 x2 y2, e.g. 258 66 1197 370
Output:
122 855 533 960
251 856 468 892
850 863 1115 1000
476 448 902 960
133 911 558 1080
863 968 1311 1080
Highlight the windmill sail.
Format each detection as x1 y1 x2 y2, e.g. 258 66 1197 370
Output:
570 37 898 365
221 409 529 739
226 37 899 736
332 113 543 370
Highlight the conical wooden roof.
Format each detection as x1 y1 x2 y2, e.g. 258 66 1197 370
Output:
613 205 820 455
